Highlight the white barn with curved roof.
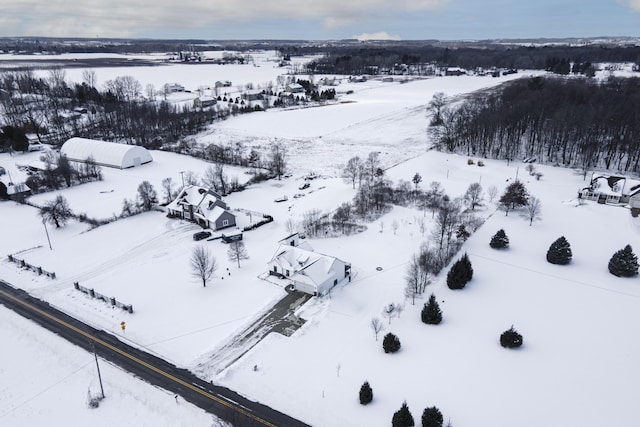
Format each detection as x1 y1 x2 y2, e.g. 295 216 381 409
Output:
60 138 153 169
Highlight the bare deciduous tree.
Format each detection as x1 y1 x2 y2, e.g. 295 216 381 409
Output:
487 185 498 203
190 246 217 287
39 195 73 228
136 181 157 211
343 156 364 189
161 177 176 204
201 165 218 191
268 141 287 179
523 196 542 226
463 182 484 210
227 241 249 268
370 317 384 341
82 69 97 88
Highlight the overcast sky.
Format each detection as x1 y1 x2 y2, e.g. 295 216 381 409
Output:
1 0 639 41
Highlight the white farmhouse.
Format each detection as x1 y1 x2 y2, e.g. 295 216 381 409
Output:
268 233 351 296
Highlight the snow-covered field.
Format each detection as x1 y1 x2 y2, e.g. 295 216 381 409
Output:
2 57 640 426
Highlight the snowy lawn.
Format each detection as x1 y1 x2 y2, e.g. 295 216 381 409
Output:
0 305 221 427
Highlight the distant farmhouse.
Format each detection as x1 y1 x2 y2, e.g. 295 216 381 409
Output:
268 233 351 296
167 185 236 231
580 175 640 206
193 96 217 108
60 138 153 169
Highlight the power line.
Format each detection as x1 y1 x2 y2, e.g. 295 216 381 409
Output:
468 251 640 299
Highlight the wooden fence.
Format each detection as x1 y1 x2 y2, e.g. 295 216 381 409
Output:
73 282 133 313
7 254 56 279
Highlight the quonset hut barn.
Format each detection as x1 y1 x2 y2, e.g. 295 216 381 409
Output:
60 138 153 169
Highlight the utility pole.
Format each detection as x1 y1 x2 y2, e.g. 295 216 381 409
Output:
42 219 52 250
90 340 105 399
179 171 185 188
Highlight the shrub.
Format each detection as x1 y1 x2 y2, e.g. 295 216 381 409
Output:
608 244 639 277
421 294 442 325
489 229 509 249
422 406 444 427
383 332 401 353
500 326 523 348
446 253 473 290
359 381 373 405
546 236 572 265
392 401 415 427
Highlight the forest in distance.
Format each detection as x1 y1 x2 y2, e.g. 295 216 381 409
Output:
432 76 640 174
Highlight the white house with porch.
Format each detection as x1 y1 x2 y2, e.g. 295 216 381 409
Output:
580 175 640 205
267 233 351 296
167 185 236 230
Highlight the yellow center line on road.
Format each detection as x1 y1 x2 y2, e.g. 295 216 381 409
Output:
0 289 277 427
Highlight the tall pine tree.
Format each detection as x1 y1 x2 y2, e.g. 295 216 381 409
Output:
447 253 473 290
608 245 639 277
421 294 442 325
392 401 415 427
546 236 572 265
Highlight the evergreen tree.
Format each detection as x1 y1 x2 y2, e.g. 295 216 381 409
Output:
0 181 8 200
359 381 373 405
499 181 529 216
421 294 442 325
500 326 523 348
446 253 473 290
546 236 572 265
392 401 415 427
422 406 444 427
608 245 639 277
383 332 401 353
489 229 509 249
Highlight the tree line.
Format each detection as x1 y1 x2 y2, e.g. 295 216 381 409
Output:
305 43 640 75
0 69 236 149
433 76 640 173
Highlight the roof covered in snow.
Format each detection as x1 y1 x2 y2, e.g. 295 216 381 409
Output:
61 138 153 169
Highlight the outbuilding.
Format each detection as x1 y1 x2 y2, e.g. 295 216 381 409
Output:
60 138 153 169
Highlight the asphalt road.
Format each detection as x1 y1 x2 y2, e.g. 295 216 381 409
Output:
0 280 310 427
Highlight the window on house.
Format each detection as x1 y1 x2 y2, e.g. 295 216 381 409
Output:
286 270 290 277
222 219 229 226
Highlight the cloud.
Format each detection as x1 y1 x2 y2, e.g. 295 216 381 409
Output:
0 0 451 37
352 31 402 41
619 0 640 10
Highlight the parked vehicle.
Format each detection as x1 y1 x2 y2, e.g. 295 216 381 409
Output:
274 195 288 202
298 182 310 190
193 231 212 241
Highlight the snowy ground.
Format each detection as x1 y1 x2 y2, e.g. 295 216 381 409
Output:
0 305 221 427
2 58 640 426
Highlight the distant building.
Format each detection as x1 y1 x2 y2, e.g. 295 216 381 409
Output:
193 96 217 108
166 83 185 93
445 67 466 76
242 89 263 101
60 138 153 169
285 83 305 93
